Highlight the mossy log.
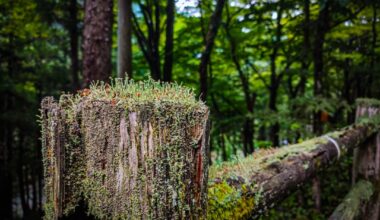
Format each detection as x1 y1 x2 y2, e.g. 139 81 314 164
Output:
208 120 380 219
41 80 210 219
328 180 374 220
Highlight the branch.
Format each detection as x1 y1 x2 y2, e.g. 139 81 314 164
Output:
246 60 270 90
329 5 366 30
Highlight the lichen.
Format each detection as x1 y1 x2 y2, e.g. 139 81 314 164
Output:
207 119 380 219
40 79 209 219
330 180 374 219
207 181 255 220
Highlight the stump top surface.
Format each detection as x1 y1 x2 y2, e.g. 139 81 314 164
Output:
66 79 207 110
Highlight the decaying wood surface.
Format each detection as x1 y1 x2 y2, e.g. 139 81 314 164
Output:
208 119 380 219
352 99 380 183
329 180 374 220
330 98 380 220
41 95 209 219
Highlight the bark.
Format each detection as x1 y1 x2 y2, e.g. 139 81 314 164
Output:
117 0 133 79
0 124 13 219
41 94 210 219
219 134 227 161
311 176 321 212
368 2 377 97
363 192 380 220
298 0 310 95
208 119 380 219
17 132 30 217
352 100 380 184
82 0 113 87
329 180 374 220
163 0 175 82
225 8 256 154
133 1 161 80
198 0 226 101
69 0 79 91
268 0 284 147
312 2 330 135
0 34 15 219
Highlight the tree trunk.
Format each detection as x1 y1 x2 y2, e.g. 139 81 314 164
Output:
298 0 310 95
312 176 322 212
83 0 113 87
163 0 175 82
225 10 255 154
0 123 13 219
117 0 133 79
69 0 79 91
133 1 161 80
368 2 377 97
268 0 283 147
312 2 330 135
198 0 226 101
17 132 30 217
269 86 280 147
0 34 15 219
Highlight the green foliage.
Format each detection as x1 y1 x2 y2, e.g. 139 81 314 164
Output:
1 0 380 218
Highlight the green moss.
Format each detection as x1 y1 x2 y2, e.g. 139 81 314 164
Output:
41 79 209 219
330 180 374 219
207 181 255 220
207 119 380 219
68 78 204 111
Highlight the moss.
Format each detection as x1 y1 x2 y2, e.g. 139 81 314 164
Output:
330 180 374 219
207 181 255 220
207 119 380 219
41 79 209 219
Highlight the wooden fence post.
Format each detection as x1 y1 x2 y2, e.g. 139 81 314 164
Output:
352 99 380 184
353 99 380 220
41 81 210 219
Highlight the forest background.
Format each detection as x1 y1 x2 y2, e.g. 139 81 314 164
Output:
0 0 379 219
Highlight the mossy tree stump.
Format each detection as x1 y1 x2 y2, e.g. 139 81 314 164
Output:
41 80 210 219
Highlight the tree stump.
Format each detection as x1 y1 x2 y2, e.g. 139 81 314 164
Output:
40 80 210 219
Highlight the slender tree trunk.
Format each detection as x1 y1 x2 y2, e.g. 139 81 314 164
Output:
368 2 377 97
269 0 283 147
312 176 322 212
269 88 280 147
32 163 37 211
117 0 133 79
133 1 161 80
163 0 175 82
0 34 15 219
312 2 329 135
69 0 80 90
83 0 113 87
299 0 310 95
198 0 226 101
17 132 30 217
225 10 255 154
219 134 227 161
0 124 13 219
311 3 330 212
